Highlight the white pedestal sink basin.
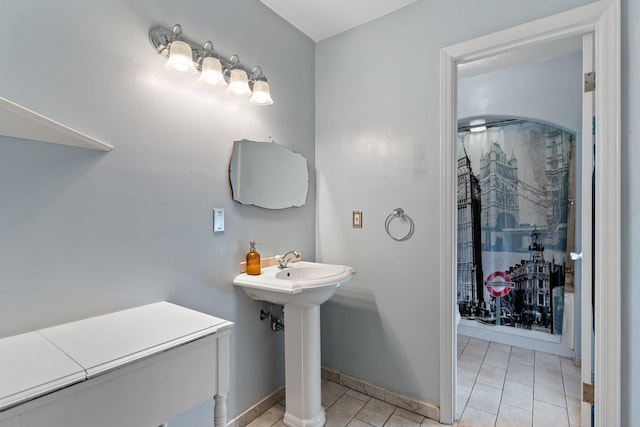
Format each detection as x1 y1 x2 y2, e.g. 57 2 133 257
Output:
233 261 355 427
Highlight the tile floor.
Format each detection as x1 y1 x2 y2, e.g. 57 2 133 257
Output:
247 380 447 427
247 335 582 427
456 335 581 427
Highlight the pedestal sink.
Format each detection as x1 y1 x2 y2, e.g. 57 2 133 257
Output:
233 261 355 427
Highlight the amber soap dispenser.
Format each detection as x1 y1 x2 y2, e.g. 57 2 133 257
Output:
246 240 261 275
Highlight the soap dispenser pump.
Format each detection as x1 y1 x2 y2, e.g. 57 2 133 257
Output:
246 240 261 275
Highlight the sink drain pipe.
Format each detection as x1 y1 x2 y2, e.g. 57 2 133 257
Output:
259 305 285 332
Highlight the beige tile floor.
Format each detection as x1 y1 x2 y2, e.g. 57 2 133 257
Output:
247 380 447 427
247 335 582 427
457 334 582 427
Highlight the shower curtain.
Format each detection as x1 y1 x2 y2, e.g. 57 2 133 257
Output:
456 120 575 335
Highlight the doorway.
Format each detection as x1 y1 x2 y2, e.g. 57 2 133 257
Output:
438 1 620 425
455 43 584 358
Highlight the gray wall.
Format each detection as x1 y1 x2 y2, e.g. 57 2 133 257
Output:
459 53 582 132
315 0 606 408
0 0 315 425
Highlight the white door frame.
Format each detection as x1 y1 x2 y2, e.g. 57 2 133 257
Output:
438 0 620 425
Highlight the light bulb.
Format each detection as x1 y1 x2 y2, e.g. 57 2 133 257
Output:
165 40 196 74
227 69 252 96
250 80 273 105
199 57 226 87
469 119 486 132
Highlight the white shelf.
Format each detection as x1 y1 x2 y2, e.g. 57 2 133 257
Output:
0 97 113 151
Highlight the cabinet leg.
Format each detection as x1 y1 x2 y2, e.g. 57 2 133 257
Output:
214 394 227 427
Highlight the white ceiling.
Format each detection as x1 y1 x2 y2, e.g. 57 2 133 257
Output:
259 1 582 76
260 0 418 42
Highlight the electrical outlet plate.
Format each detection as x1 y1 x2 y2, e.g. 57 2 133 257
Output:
352 211 362 228
213 209 224 232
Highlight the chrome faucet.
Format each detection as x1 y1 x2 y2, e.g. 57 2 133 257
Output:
276 250 300 268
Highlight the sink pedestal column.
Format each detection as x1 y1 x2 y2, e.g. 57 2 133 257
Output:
282 305 325 427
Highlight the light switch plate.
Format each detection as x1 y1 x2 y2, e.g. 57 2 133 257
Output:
213 209 224 232
353 211 362 228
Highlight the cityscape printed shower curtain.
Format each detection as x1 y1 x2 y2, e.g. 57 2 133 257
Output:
456 119 575 334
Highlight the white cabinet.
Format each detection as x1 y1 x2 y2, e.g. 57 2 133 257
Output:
0 333 85 410
0 302 233 427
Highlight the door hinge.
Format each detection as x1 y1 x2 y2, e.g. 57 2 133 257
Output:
583 382 595 405
584 72 596 92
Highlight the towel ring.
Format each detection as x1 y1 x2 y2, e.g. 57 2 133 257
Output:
385 208 415 241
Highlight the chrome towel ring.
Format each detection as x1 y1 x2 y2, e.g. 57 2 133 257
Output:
385 208 415 241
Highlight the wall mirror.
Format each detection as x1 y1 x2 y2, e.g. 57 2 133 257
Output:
229 139 309 209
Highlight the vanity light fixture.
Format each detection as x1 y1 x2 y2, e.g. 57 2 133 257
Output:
149 24 273 105
163 25 197 74
249 67 274 106
198 42 226 87
226 55 252 96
